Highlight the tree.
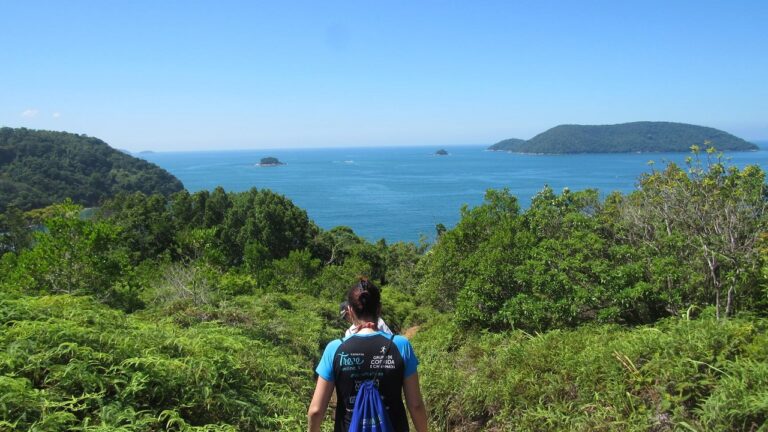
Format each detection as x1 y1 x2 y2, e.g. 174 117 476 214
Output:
1 202 138 309
218 188 318 265
203 186 231 228
620 146 767 318
418 189 522 314
0 206 33 254
311 226 361 266
98 192 175 262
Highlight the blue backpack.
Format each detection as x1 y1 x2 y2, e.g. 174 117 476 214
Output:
348 380 393 432
348 334 396 432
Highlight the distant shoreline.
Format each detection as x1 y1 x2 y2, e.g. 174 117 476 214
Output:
487 148 761 155
128 141 767 154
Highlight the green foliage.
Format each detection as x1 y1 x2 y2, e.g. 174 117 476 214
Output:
503 187 649 329
420 186 644 331
2 142 766 431
414 314 768 431
0 127 183 212
489 121 758 153
98 192 175 262
310 226 386 282
270 249 323 294
1 202 141 311
0 294 325 431
0 206 33 254
380 288 435 333
100 188 319 266
148 260 221 308
619 149 767 318
487 137 526 151
381 241 426 295
215 187 318 263
418 188 521 314
419 152 768 332
697 359 768 431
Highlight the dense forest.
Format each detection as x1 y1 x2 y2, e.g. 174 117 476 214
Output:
0 146 766 431
489 122 758 153
0 128 183 212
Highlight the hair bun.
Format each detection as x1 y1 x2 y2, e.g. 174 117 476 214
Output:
347 276 380 320
358 290 370 305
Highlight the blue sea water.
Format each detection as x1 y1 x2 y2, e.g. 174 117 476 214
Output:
140 143 768 243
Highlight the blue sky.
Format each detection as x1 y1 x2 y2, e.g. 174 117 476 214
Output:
2 1 767 151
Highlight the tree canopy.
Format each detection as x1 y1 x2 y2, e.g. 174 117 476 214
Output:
0 127 183 212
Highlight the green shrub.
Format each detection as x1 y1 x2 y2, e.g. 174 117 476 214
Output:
0 294 322 430
412 315 768 431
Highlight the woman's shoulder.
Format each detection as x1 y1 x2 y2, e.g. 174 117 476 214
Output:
392 334 410 343
391 334 415 352
323 338 344 353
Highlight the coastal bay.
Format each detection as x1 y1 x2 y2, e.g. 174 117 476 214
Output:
140 143 768 242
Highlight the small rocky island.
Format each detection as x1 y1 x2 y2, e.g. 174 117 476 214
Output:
435 149 449 156
258 157 285 167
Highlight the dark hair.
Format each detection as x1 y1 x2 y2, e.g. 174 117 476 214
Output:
346 276 380 321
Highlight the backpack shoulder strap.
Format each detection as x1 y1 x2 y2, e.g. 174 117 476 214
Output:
385 333 395 356
332 337 344 381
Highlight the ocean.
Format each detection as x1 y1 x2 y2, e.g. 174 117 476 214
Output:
139 143 768 243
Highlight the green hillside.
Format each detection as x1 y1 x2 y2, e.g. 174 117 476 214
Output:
1 147 766 431
488 137 526 151
489 121 758 153
0 127 183 212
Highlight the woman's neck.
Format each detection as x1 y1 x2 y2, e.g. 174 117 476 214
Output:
353 317 378 334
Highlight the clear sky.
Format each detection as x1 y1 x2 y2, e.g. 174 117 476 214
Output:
2 1 767 151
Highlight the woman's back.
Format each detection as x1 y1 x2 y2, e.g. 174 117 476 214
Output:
308 277 427 432
315 332 418 432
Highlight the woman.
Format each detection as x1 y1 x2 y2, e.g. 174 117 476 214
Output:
308 277 428 432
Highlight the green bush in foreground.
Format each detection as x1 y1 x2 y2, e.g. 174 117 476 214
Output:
0 295 320 431
413 313 768 431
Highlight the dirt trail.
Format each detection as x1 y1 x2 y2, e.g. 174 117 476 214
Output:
402 325 421 339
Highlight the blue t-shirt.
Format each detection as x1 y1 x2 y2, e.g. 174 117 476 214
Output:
315 331 419 432
316 332 419 380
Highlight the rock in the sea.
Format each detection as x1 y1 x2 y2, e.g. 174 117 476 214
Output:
258 157 285 166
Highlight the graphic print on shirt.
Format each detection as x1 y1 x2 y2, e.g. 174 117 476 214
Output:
336 341 397 408
330 334 411 432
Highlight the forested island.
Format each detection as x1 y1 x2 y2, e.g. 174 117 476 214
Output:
258 156 284 166
489 121 758 153
0 127 183 212
0 134 766 430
